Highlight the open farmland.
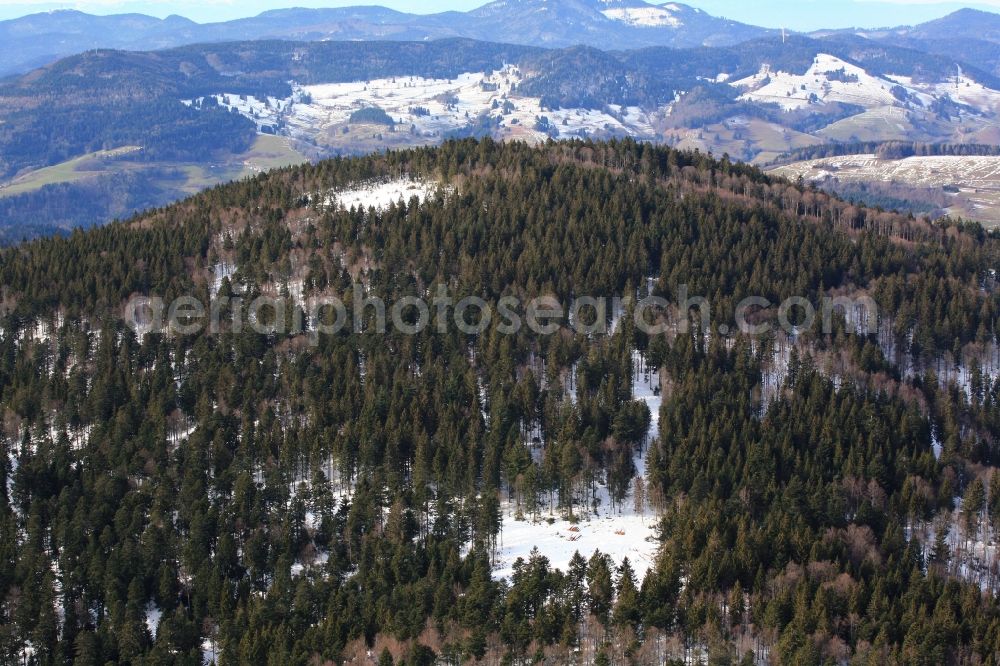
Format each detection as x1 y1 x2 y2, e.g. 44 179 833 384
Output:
770 153 1000 226
0 136 308 200
0 146 142 198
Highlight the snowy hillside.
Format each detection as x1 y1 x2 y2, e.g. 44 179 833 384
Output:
191 66 663 151
734 53 917 111
601 5 681 28
733 52 1000 119
888 70 1000 113
170 46 1000 230
182 93 298 133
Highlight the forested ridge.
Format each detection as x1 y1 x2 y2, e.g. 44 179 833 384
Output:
2 138 1000 664
769 141 1000 166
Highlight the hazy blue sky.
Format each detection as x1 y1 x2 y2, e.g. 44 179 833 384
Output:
0 0 998 30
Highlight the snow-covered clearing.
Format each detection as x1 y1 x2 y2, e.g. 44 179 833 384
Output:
495 512 657 579
494 351 662 581
321 177 443 212
210 262 236 297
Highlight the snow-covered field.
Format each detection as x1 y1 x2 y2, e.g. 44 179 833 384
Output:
818 105 917 142
770 154 1000 225
496 511 658 579
772 154 1000 188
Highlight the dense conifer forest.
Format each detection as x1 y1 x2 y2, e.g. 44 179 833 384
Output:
2 138 1000 664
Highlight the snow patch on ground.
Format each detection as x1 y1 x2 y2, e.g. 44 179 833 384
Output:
760 339 793 413
202 638 220 666
210 262 237 297
18 318 58 346
48 422 91 451
168 421 197 448
291 551 329 577
6 449 15 508
145 603 162 639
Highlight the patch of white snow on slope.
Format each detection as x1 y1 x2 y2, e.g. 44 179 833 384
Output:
145 603 162 639
202 638 220 665
210 262 236 297
602 6 681 27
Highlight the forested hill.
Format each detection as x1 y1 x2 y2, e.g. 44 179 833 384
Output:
3 139 1000 664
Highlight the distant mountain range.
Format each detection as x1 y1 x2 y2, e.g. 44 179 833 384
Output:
814 8 1000 77
6 2 1000 79
0 0 770 77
